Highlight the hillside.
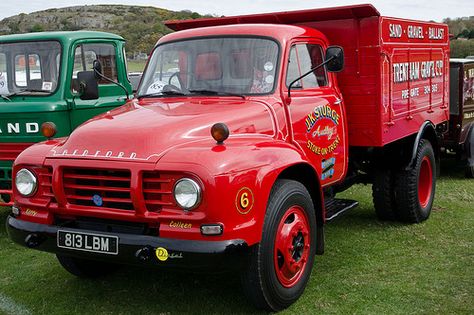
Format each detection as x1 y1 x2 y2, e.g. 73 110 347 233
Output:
0 5 210 57
443 16 474 58
0 6 472 58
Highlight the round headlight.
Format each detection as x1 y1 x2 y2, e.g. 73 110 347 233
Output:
173 178 201 210
15 169 38 197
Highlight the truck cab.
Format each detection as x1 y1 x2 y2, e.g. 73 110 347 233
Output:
446 59 474 177
0 31 132 206
6 5 449 311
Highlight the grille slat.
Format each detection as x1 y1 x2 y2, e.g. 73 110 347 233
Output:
143 200 174 206
37 167 56 204
142 189 172 194
64 173 130 182
64 183 131 193
0 143 33 161
143 178 172 183
63 168 133 211
67 194 133 203
142 172 176 212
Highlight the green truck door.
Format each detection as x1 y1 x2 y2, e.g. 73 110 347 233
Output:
68 41 129 129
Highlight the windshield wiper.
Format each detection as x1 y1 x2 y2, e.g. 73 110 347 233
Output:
138 90 187 99
0 94 12 101
16 88 50 94
188 89 245 99
1 89 49 99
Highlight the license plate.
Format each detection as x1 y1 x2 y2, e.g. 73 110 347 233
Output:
57 230 119 255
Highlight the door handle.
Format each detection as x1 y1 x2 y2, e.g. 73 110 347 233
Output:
117 96 128 102
334 98 342 105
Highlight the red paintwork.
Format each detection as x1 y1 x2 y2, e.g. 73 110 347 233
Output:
418 156 433 208
166 5 450 147
11 5 449 248
274 205 310 288
0 143 33 206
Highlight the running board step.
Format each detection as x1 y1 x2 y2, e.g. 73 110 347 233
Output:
324 198 359 221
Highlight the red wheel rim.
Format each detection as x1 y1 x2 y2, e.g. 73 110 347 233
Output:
418 156 433 208
274 206 311 288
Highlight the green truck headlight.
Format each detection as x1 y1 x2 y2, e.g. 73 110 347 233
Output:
15 169 38 197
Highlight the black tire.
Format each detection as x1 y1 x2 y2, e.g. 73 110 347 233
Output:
372 168 396 220
466 165 474 179
56 254 117 278
465 128 474 178
240 180 317 311
394 139 436 223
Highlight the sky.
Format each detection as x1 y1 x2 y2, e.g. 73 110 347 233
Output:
0 0 472 22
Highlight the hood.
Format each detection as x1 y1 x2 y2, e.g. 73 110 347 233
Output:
47 97 276 163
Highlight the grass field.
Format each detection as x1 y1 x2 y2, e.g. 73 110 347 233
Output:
0 166 473 314
127 60 147 73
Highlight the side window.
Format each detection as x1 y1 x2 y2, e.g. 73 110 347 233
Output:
286 46 301 88
71 43 117 92
0 53 7 94
286 44 328 89
14 54 42 88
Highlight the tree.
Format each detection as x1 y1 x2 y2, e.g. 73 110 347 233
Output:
29 24 44 32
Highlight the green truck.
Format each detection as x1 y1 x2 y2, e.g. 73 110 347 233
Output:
0 31 133 206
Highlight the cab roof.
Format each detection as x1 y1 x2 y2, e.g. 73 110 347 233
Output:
0 31 124 43
159 23 328 46
450 58 474 64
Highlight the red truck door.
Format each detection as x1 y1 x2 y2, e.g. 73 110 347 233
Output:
285 42 347 186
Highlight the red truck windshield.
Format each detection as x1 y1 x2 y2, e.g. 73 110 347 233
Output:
0 41 61 96
138 37 279 97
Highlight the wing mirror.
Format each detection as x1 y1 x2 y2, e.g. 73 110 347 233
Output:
325 46 344 72
77 71 99 100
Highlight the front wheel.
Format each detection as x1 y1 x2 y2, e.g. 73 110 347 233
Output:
394 139 436 223
240 180 317 311
56 254 117 278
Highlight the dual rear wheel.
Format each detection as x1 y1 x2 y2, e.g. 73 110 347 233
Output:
372 139 436 223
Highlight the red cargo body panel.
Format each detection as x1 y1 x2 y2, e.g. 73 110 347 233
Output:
166 4 450 147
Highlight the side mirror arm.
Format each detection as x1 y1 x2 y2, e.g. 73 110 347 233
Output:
93 60 130 100
287 56 335 98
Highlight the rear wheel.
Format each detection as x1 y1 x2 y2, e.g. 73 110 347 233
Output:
240 180 317 311
466 165 474 179
465 128 474 178
394 139 436 223
56 254 117 278
372 168 396 220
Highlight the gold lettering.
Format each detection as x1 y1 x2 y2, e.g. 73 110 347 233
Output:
169 220 192 229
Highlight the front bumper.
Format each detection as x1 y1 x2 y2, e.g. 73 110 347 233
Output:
6 216 249 270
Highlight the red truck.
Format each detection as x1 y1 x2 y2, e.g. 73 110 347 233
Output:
7 4 449 310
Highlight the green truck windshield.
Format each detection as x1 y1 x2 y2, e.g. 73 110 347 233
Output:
0 41 61 96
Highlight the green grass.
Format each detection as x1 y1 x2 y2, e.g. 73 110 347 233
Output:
0 169 473 314
127 60 146 72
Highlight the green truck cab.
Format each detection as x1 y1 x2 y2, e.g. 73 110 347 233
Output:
0 31 132 206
